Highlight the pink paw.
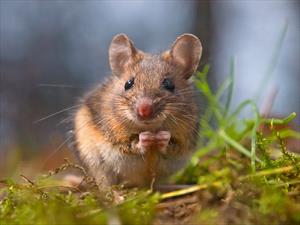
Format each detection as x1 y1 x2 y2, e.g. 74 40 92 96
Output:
137 131 155 153
156 131 171 154
137 131 171 154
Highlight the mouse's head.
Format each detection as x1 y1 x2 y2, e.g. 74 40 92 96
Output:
108 33 202 132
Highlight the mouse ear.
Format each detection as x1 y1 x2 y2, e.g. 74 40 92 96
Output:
109 34 139 75
167 34 202 79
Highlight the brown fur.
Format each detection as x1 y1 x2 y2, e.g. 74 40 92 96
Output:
73 33 202 188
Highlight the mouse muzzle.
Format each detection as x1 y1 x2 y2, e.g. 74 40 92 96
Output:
136 97 154 120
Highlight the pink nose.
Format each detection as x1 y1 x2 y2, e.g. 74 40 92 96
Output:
136 97 154 119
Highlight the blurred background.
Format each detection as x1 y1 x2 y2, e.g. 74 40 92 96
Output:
0 0 299 176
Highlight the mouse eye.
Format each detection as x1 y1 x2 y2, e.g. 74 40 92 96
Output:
162 78 175 92
124 78 134 91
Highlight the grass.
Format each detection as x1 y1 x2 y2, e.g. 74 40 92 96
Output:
1 64 300 224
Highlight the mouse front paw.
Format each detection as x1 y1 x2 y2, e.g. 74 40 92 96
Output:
137 131 156 154
136 131 171 154
156 131 171 155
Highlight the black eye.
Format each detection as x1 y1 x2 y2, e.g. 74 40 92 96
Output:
124 78 134 91
162 78 175 92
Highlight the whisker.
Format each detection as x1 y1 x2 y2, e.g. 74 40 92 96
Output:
33 104 81 124
163 109 199 135
37 83 86 89
56 114 74 127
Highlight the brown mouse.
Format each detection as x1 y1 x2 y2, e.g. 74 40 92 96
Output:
73 33 202 188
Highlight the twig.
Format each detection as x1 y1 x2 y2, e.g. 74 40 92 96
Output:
156 194 198 210
37 185 82 193
20 174 49 199
20 174 35 186
239 166 294 181
44 158 88 178
76 208 103 218
160 181 222 200
0 179 9 185
160 165 297 200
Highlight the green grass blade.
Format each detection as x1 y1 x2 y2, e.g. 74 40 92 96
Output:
223 99 261 170
224 57 235 118
263 112 297 125
255 22 288 100
218 129 261 163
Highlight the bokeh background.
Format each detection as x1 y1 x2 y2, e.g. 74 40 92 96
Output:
0 0 299 175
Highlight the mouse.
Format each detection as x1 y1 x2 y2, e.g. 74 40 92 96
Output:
72 33 202 188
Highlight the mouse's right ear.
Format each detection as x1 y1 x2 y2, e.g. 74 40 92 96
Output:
109 34 140 75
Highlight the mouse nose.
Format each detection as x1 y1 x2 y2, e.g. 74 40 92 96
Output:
136 97 154 120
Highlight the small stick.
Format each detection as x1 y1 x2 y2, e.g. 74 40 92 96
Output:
239 165 294 181
76 208 103 218
160 165 297 200
37 185 82 193
20 174 35 186
160 181 222 200
20 174 49 199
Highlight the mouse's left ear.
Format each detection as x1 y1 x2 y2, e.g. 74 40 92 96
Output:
109 34 142 76
164 34 202 79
